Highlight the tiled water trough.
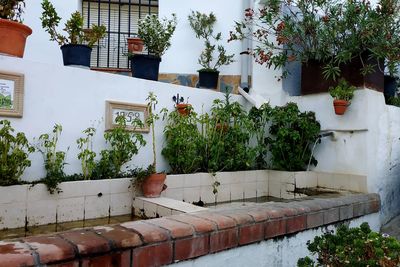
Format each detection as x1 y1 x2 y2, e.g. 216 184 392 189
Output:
134 170 368 218
0 193 380 267
0 170 368 231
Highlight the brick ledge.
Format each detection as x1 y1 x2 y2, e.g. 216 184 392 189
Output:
0 193 380 267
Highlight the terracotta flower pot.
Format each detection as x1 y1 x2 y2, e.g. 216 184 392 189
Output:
0 19 32 58
176 104 191 116
333 99 350 115
141 173 167 198
127 37 144 53
216 122 229 132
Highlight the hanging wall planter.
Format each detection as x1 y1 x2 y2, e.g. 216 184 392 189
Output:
0 19 32 58
61 44 92 68
329 79 355 116
130 54 161 81
333 100 350 115
198 70 220 89
176 103 192 116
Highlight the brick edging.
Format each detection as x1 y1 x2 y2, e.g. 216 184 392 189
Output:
0 193 380 267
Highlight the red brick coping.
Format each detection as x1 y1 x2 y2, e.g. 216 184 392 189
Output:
0 193 380 267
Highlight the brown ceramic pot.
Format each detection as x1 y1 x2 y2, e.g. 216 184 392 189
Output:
142 173 167 198
176 104 191 116
333 99 349 115
127 37 144 53
0 19 32 58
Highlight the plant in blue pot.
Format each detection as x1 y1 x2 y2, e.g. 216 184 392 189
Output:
130 14 177 81
41 0 106 68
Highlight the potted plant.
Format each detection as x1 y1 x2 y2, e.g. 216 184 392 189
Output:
0 0 32 58
329 79 355 115
139 92 166 197
41 0 106 68
130 14 177 81
188 11 234 89
127 35 144 53
173 94 191 116
229 0 400 94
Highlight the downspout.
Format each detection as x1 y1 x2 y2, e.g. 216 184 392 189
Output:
239 0 268 109
240 0 252 92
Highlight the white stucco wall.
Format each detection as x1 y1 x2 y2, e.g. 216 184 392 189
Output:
291 90 400 225
170 213 380 267
0 55 246 182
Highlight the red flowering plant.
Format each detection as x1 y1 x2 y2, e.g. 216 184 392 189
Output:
229 0 400 80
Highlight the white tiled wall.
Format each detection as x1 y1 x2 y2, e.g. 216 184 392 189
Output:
0 178 133 230
164 170 269 205
0 171 367 229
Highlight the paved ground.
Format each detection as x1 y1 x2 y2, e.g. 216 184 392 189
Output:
381 215 400 240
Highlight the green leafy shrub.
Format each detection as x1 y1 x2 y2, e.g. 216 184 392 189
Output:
77 127 96 180
248 103 273 169
138 14 177 57
37 124 67 194
298 222 400 267
266 102 320 171
200 93 256 172
93 116 145 179
161 107 203 174
230 0 400 79
41 0 106 47
188 11 234 72
329 79 356 101
0 120 34 186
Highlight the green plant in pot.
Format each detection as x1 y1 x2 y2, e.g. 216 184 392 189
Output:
229 0 400 94
188 11 234 89
131 14 177 81
139 92 167 197
41 0 106 68
0 0 32 57
329 79 355 115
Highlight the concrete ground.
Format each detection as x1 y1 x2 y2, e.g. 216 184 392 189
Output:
381 215 400 240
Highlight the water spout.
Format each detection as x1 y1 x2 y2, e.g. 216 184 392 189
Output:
306 131 335 171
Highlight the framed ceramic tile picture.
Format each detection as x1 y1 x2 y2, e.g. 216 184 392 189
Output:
105 100 149 132
0 71 24 118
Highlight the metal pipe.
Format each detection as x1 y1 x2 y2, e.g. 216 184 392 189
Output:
240 0 251 90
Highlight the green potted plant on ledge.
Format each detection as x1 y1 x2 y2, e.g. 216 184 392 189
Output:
131 14 177 81
329 79 355 115
41 0 106 68
139 92 166 197
0 0 32 58
188 11 234 89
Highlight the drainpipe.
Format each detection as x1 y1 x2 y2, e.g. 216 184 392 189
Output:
240 0 252 91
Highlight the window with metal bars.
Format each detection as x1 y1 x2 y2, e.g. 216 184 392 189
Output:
82 0 158 69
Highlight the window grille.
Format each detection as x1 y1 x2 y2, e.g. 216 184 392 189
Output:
82 0 158 69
